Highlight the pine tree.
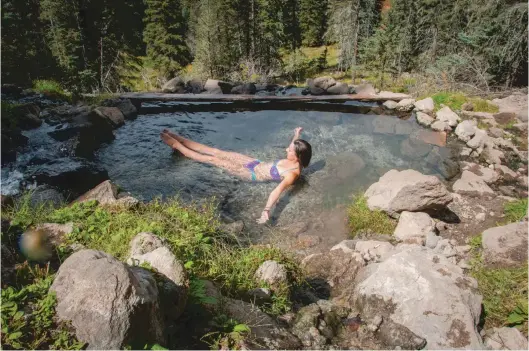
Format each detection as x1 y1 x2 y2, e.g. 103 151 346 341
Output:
143 0 190 77
299 0 328 46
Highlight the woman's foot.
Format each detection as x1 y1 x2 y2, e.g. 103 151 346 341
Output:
160 132 180 150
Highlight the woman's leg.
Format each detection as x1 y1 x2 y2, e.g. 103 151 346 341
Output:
163 129 255 164
161 133 249 178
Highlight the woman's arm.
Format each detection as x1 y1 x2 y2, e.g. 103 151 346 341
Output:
257 172 297 224
291 127 303 144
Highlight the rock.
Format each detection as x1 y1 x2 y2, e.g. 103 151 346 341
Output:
460 147 472 157
431 120 452 132
91 106 125 128
436 106 461 127
455 245 471 255
127 232 188 320
461 102 474 111
330 240 356 254
231 83 256 95
414 98 434 114
115 195 140 208
101 98 137 120
364 169 453 217
492 93 528 122
489 127 504 138
354 83 376 95
424 147 460 179
476 213 486 221
395 98 415 112
255 260 287 287
412 129 447 147
75 180 118 205
186 79 203 94
416 111 434 126
482 222 528 267
162 77 186 93
400 137 432 159
31 158 108 197
50 250 165 349
29 185 65 209
12 103 42 129
496 165 517 181
327 82 350 95
351 247 483 349
513 122 528 131
452 170 495 197
2 83 22 95
435 221 448 232
203 79 233 94
372 116 396 134
383 100 398 109
425 231 440 249
467 129 488 150
455 120 477 142
393 212 435 241
35 222 74 246
354 240 395 262
219 220 245 235
460 162 499 184
297 233 322 248
247 288 271 304
484 327 528 350
493 112 517 125
302 249 365 297
312 76 337 91
482 145 504 165
498 185 517 197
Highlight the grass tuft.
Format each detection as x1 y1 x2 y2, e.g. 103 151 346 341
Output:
33 80 71 101
430 92 499 112
347 194 397 237
504 199 528 223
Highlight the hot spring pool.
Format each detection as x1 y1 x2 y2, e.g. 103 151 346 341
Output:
96 102 458 245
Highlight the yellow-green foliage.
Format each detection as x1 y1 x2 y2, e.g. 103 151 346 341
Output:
430 92 499 113
33 80 71 101
299 44 340 68
504 199 528 223
347 194 397 237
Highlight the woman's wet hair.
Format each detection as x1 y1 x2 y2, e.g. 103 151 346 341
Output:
294 139 312 168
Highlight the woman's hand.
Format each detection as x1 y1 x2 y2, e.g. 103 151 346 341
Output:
294 127 303 135
256 210 270 224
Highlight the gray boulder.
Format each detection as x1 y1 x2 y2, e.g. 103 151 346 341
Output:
101 98 137 120
393 211 435 241
186 79 203 94
395 98 415 112
484 327 528 350
383 100 398 109
255 260 287 287
364 169 453 217
414 97 434 114
29 185 65 209
460 162 499 184
452 170 495 197
162 77 186 93
354 83 376 95
482 222 528 267
416 111 434 126
91 106 125 128
326 82 350 95
351 247 484 349
455 120 477 142
231 83 256 94
431 120 452 132
312 76 337 91
353 240 395 263
128 232 188 320
467 129 488 150
436 106 461 127
75 180 118 205
50 250 165 349
203 79 233 94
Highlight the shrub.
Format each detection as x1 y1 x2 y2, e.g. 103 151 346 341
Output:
32 80 70 100
347 194 397 237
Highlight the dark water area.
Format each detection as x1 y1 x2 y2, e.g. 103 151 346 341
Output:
95 101 458 242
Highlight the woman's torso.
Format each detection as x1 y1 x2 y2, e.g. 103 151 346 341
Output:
254 159 299 181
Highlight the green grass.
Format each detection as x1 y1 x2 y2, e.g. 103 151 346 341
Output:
299 44 340 68
430 92 499 112
32 80 71 101
347 195 397 237
467 235 528 334
504 199 528 223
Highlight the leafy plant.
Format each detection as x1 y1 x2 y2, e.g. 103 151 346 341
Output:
33 79 71 101
508 300 528 329
201 314 250 350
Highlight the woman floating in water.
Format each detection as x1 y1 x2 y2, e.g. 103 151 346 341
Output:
160 127 312 224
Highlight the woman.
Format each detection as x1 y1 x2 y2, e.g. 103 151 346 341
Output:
160 127 312 224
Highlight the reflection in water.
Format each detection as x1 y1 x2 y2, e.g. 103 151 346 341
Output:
96 107 457 242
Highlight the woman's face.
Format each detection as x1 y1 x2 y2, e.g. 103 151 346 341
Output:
286 143 298 161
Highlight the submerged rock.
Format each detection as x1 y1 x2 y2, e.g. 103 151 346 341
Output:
51 250 165 349
351 246 483 349
364 169 453 217
101 98 137 120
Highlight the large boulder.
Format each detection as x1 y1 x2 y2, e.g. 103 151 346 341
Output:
186 79 204 94
128 232 189 320
414 97 434 114
75 180 139 208
350 247 484 349
162 77 186 93
484 327 528 350
231 83 257 94
436 106 461 127
326 82 350 95
50 250 165 349
12 103 42 129
393 211 435 241
364 169 453 217
101 98 138 120
91 106 125 128
416 111 434 126
452 170 495 197
395 98 415 112
482 222 528 267
354 83 376 95
312 76 337 91
203 79 233 94
455 120 477 142
30 158 108 197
